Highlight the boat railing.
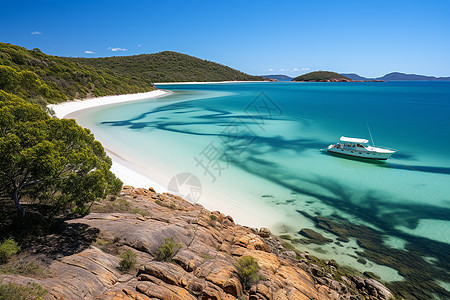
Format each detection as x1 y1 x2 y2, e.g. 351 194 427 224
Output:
372 145 398 152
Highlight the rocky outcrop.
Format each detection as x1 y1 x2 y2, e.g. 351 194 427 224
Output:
351 276 393 300
298 228 333 244
0 186 393 299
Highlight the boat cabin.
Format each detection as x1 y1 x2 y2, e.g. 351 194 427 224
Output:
336 136 370 149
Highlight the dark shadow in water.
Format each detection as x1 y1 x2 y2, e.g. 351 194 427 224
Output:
101 104 262 136
391 152 416 160
388 163 450 176
100 103 328 155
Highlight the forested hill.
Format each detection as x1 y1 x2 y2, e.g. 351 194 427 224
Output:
0 42 155 104
292 71 351 82
66 51 266 83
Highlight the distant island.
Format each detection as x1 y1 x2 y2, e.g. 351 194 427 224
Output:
261 74 293 81
340 73 369 81
292 71 352 82
342 72 450 81
262 71 450 83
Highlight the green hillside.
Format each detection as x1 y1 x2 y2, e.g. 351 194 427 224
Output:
66 51 265 83
292 71 351 82
0 43 155 104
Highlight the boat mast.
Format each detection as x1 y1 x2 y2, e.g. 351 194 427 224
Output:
365 119 375 146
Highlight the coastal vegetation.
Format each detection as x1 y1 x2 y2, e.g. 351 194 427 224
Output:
0 42 155 105
0 91 122 216
65 51 266 83
292 71 351 82
0 281 47 300
1 45 125 300
0 43 127 218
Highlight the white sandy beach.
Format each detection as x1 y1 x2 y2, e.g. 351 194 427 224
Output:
49 89 172 192
49 90 171 119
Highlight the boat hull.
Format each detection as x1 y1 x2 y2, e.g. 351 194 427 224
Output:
327 148 394 160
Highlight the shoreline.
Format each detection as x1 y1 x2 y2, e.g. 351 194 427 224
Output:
49 87 274 229
49 89 173 192
155 80 272 85
48 89 172 119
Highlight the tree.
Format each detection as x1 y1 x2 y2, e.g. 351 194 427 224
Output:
0 91 122 215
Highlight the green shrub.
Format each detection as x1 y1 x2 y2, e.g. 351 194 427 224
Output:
92 197 131 213
131 208 149 216
0 281 47 300
0 262 44 276
235 256 260 289
118 250 136 273
154 238 181 261
0 238 20 264
94 238 121 255
155 200 175 209
208 214 218 227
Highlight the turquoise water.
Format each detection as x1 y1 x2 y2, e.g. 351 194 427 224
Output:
73 82 450 293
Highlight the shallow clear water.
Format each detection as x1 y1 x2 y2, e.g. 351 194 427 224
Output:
74 82 450 285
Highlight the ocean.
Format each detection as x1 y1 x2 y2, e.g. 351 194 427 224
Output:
73 81 450 295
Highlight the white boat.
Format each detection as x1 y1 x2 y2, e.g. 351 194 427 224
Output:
326 136 397 160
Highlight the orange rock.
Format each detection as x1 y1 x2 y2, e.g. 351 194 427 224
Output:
194 260 243 297
244 250 281 275
233 233 269 252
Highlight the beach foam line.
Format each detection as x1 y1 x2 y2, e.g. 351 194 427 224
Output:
48 89 172 192
48 89 171 119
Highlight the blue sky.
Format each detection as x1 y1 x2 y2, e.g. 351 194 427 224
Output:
1 0 449 77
